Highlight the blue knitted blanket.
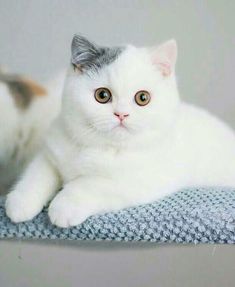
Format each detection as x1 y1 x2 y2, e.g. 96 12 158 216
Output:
0 187 235 243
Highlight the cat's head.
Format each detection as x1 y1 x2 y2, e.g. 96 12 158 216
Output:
62 35 180 145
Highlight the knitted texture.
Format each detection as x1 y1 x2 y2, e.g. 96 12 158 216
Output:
0 187 235 243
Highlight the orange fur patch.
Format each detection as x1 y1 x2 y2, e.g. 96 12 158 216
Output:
19 77 47 96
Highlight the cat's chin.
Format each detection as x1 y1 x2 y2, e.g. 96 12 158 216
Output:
94 124 134 142
110 125 135 141
113 123 130 132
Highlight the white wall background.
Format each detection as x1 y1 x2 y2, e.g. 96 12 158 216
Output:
0 0 234 127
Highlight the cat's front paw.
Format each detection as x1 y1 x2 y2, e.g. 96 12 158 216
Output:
5 192 43 223
48 195 93 228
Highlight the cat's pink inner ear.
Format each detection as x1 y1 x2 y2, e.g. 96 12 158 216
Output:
151 39 177 77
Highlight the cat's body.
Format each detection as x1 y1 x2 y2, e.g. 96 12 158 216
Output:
48 102 235 192
6 35 235 227
0 70 63 193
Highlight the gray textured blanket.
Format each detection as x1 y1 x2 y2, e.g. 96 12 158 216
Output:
0 187 235 243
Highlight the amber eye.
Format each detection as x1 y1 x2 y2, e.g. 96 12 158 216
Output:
94 87 112 104
135 90 151 106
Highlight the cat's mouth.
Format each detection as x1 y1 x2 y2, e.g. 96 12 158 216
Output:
113 122 129 132
119 122 127 128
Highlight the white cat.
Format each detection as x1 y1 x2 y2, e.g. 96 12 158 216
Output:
0 69 63 193
6 35 235 228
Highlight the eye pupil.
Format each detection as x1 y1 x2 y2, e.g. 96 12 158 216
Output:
140 94 147 101
99 91 107 99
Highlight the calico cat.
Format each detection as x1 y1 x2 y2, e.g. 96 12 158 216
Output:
6 35 235 227
0 69 63 193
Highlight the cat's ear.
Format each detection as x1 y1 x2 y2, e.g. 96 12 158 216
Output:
71 34 100 72
151 39 177 77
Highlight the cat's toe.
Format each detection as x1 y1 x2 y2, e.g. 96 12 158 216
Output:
48 196 90 228
5 192 42 223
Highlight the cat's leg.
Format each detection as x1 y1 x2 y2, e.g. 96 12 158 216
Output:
6 153 61 223
48 177 129 228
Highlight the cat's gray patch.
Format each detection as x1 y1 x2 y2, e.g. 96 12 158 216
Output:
71 35 124 74
0 73 34 109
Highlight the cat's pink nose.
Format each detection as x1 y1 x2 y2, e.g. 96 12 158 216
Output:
114 112 129 121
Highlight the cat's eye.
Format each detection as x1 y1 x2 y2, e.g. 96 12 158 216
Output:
94 87 112 104
135 90 151 106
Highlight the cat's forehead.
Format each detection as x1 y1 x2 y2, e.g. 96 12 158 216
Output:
98 46 159 92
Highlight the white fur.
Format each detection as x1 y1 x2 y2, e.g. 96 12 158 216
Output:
6 41 235 227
